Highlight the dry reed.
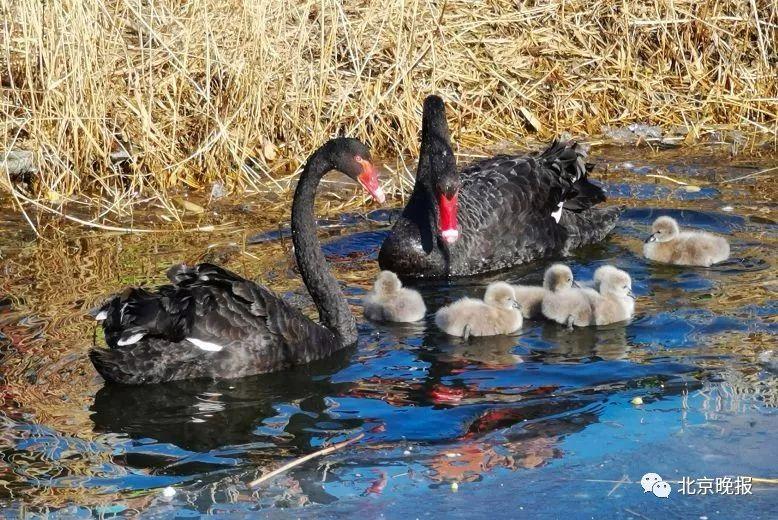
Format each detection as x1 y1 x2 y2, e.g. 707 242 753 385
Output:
1 0 776 219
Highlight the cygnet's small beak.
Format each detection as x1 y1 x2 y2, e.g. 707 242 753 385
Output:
645 233 657 243
571 281 580 288
511 299 521 310
627 290 636 299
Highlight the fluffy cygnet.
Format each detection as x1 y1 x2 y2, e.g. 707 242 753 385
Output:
513 263 575 319
592 264 620 290
591 266 635 326
435 282 523 339
363 271 426 322
543 265 635 327
643 216 730 267
541 285 598 328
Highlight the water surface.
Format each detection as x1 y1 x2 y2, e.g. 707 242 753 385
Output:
0 145 776 518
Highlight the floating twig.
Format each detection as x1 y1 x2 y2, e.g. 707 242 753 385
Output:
646 174 689 185
750 477 778 485
723 166 777 184
249 433 365 487
607 474 631 496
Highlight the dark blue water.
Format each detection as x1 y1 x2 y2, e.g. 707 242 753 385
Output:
1 154 777 517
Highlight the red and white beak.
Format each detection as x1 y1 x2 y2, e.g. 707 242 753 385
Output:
438 192 459 244
356 157 385 204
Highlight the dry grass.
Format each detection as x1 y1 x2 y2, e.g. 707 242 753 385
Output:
1 0 776 222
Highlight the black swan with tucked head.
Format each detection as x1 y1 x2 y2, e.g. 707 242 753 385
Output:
90 138 385 384
378 95 622 278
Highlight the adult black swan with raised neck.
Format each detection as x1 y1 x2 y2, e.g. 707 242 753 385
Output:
89 138 385 384
378 95 622 278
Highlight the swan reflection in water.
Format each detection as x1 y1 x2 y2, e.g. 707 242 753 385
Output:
429 408 600 483
91 351 360 506
90 350 357 456
537 322 630 362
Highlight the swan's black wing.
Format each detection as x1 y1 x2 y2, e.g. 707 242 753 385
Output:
561 163 607 212
89 263 339 384
451 141 604 272
458 140 602 221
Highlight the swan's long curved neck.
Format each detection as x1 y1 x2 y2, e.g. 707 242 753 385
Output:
403 138 450 242
409 96 456 224
291 151 357 347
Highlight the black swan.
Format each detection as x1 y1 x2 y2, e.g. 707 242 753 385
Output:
378 95 622 278
89 138 385 384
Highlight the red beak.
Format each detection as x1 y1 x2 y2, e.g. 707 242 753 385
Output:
356 158 385 204
438 192 459 244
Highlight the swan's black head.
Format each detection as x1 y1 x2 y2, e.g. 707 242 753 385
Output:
420 95 460 244
324 138 385 203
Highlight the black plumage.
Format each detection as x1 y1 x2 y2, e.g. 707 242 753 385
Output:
90 138 383 384
378 96 622 278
